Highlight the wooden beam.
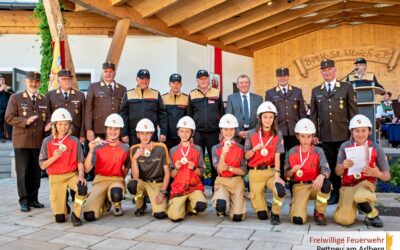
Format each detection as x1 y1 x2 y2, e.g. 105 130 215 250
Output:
131 0 180 18
111 0 127 7
236 5 345 48
205 0 310 40
342 1 400 16
104 19 130 72
182 0 270 35
344 15 400 26
157 0 226 27
43 0 78 88
69 0 253 57
348 0 400 4
249 20 343 51
221 0 342 45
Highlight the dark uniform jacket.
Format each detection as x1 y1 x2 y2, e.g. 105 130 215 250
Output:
161 91 188 139
46 88 85 138
187 87 224 133
120 87 167 137
346 72 384 89
310 80 358 142
85 81 126 135
0 87 14 110
5 91 50 148
265 85 307 136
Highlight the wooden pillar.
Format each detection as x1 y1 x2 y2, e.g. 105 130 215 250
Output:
43 0 78 88
104 19 131 75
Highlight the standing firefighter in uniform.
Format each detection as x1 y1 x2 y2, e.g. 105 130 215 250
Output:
310 59 358 204
334 114 390 228
39 108 87 226
265 67 306 178
85 62 126 140
85 62 126 180
285 118 331 226
5 71 51 212
168 116 207 222
127 118 170 219
46 69 85 142
162 73 189 150
244 101 286 225
120 69 167 145
83 114 130 221
187 70 224 188
212 114 247 222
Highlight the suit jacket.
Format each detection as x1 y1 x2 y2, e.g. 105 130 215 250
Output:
46 88 85 138
310 80 358 142
85 81 126 135
5 91 50 148
226 92 263 132
265 85 307 136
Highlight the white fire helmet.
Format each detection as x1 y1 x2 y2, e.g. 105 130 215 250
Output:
104 113 124 128
219 114 239 128
177 116 196 131
136 118 155 132
257 101 277 115
349 114 372 130
51 108 72 122
294 118 316 134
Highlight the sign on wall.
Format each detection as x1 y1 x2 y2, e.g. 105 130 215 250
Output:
294 47 400 77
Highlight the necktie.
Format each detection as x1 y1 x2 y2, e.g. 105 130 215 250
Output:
64 92 68 101
327 83 332 95
32 94 36 106
283 88 287 96
243 95 250 126
108 84 113 93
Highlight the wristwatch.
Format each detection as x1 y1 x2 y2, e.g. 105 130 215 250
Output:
160 190 168 197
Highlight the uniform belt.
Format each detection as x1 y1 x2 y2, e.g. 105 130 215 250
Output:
251 165 273 171
144 179 163 183
293 180 313 185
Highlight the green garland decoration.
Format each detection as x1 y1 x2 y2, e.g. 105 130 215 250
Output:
33 0 52 95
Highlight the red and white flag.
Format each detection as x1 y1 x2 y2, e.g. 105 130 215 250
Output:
206 45 223 95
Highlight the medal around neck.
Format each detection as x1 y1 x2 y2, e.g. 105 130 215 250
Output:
58 144 67 152
296 169 303 177
180 157 188 164
261 148 268 156
94 137 103 146
144 149 151 157
354 173 362 179
224 140 232 147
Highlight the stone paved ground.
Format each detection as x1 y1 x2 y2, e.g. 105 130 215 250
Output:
0 178 399 250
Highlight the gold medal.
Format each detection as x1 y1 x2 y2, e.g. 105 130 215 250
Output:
224 140 232 147
144 149 151 157
94 137 102 146
22 111 27 117
180 157 188 164
59 144 67 152
261 148 268 156
296 169 303 177
339 99 344 109
294 104 297 109
354 173 361 179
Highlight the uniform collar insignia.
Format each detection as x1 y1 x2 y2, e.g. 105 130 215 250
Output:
100 82 105 87
115 83 119 88
56 89 60 94
275 86 280 91
37 95 42 100
71 89 75 95
22 92 28 98
335 80 340 88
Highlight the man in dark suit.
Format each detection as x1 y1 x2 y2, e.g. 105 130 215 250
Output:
310 59 358 204
226 74 263 144
265 67 307 178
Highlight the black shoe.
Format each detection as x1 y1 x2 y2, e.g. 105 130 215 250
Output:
216 211 226 217
314 209 327 226
270 212 281 225
30 201 44 208
134 204 147 217
71 212 82 226
20 204 30 212
365 216 383 228
327 193 339 205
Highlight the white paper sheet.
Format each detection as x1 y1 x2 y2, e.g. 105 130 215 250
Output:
344 146 372 176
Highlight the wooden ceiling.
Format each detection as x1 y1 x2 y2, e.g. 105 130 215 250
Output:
27 0 400 56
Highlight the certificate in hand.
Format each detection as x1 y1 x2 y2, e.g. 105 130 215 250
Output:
344 146 372 176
